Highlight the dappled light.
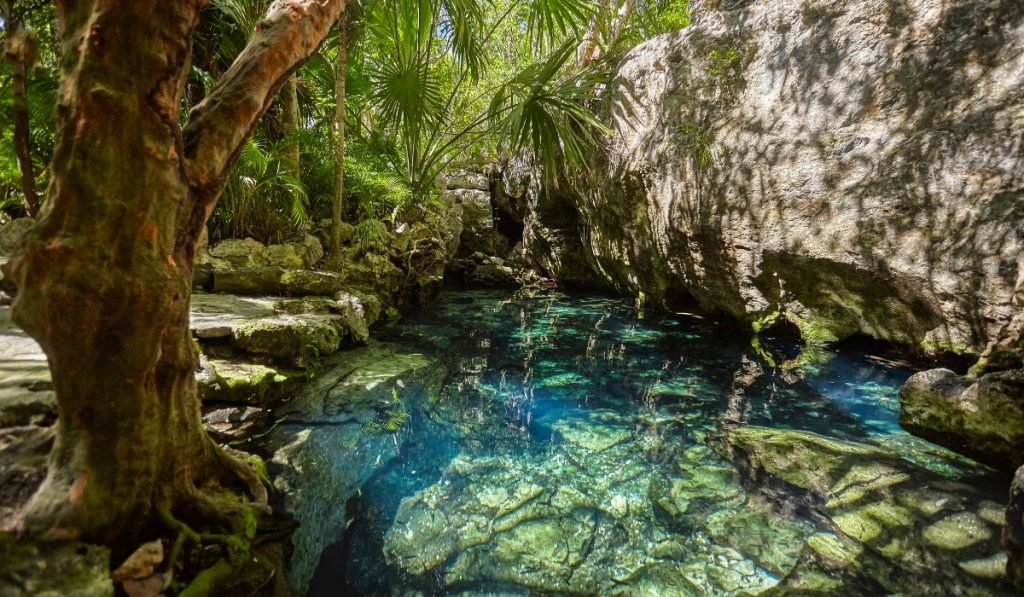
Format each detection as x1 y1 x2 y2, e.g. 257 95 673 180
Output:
0 0 1021 595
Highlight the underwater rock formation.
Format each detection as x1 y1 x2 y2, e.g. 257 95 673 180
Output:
520 0 1024 351
721 426 1011 594
265 342 445 593
382 408 807 595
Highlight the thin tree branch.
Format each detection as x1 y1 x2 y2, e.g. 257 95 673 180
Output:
182 0 346 204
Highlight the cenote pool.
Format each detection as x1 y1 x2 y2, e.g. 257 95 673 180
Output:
307 289 1012 596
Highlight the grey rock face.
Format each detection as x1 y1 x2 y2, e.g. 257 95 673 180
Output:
443 188 509 258
529 0 1024 350
502 156 600 288
0 218 34 256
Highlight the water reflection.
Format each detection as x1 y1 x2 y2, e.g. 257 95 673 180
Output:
309 289 1009 596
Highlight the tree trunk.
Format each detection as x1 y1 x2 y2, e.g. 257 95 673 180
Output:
576 0 633 66
6 0 345 550
4 18 40 217
329 23 347 270
281 74 301 197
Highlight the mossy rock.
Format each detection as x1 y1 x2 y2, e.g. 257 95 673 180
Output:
0 533 112 596
198 359 305 404
233 317 341 366
280 270 346 296
213 266 285 295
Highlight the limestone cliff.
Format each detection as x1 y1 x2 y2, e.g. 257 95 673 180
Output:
522 0 1024 351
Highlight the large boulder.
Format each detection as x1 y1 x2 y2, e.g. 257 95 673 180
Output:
265 234 325 269
208 237 270 268
900 368 1024 472
445 169 489 192
0 218 34 256
899 308 1024 472
526 0 1024 350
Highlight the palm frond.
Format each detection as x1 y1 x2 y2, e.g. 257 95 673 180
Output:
490 39 610 177
527 0 595 53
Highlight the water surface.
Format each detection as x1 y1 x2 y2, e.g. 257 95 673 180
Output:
310 289 1010 595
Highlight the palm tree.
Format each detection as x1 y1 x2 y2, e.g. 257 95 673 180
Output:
360 0 616 197
209 0 309 241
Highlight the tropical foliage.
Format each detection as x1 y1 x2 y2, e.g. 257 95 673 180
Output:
1 0 692 239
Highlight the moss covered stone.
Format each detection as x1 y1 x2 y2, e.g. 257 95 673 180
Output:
0 534 113 596
721 426 1008 593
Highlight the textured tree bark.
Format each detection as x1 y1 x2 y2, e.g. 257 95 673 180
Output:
6 0 345 549
281 74 302 201
577 0 633 66
3 16 40 217
329 22 347 270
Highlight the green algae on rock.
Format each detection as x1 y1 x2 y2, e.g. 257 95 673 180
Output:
720 426 1010 593
265 341 445 593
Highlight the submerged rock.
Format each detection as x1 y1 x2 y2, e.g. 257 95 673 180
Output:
266 342 445 593
380 409 810 595
720 426 1010 594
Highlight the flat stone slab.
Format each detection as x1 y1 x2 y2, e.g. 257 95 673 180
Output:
0 307 45 363
190 294 278 339
0 308 54 428
190 293 374 365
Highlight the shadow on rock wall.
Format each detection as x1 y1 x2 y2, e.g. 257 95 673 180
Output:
535 0 1023 352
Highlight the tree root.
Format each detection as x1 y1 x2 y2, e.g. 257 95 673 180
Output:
152 441 272 596
215 445 270 513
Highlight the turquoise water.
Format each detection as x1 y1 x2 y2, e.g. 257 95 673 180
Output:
309 290 1011 595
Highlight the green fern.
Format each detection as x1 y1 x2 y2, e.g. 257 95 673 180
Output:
363 399 410 434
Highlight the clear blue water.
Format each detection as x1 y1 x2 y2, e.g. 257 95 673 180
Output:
309 289 1010 596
